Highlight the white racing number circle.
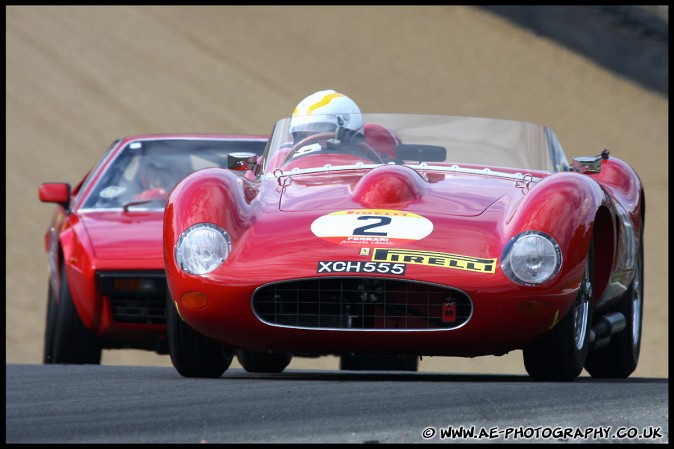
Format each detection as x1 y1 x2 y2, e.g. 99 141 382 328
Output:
311 209 433 246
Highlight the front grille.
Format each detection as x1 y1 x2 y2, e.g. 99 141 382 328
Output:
252 278 472 330
96 271 166 325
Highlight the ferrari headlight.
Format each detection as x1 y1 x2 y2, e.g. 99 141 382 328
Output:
175 223 232 275
501 231 561 286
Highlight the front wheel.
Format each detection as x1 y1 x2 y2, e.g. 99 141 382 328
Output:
584 242 643 378
43 280 58 364
51 260 102 364
523 237 594 381
166 291 233 378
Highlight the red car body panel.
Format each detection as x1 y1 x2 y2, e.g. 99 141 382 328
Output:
81 212 165 261
164 169 581 356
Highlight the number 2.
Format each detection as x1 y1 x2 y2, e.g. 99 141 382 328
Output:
353 216 391 236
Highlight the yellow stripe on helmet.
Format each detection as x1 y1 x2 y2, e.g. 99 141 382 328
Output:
293 92 344 116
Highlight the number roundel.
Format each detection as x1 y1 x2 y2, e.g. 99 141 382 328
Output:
310 209 433 246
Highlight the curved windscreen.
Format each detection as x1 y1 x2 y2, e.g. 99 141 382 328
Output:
261 114 569 175
81 137 267 210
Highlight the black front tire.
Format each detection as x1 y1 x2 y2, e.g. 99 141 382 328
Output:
51 260 102 364
236 350 292 373
43 280 58 364
585 243 643 378
166 292 233 378
523 237 595 381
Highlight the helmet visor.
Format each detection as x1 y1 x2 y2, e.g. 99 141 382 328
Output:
290 121 338 134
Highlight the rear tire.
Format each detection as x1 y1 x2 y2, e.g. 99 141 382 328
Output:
340 354 419 371
585 242 643 378
236 350 292 373
166 291 233 378
52 260 102 364
523 237 594 381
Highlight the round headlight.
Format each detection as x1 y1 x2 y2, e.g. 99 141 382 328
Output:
175 223 232 275
501 231 561 286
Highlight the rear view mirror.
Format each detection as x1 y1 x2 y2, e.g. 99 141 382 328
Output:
227 152 258 171
571 155 603 174
39 183 71 207
395 144 446 163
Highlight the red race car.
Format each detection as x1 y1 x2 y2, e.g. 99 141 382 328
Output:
164 114 644 381
39 134 268 364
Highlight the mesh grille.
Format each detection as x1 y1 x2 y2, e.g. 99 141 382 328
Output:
252 278 472 330
96 271 166 325
109 296 166 325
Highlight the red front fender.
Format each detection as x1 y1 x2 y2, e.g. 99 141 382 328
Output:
164 168 259 295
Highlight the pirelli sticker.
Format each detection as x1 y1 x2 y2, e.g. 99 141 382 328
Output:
371 248 496 273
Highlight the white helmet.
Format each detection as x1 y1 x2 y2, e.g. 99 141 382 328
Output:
290 90 363 140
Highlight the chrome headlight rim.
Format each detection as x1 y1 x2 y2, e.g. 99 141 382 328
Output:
501 230 562 286
175 222 232 275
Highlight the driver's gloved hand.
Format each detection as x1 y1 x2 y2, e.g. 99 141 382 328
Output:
336 127 363 145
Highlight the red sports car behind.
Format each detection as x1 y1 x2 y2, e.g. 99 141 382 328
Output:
39 134 267 363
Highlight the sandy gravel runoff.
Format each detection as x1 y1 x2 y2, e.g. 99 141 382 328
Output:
6 6 667 377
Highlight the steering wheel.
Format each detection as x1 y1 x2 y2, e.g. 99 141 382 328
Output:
284 131 384 164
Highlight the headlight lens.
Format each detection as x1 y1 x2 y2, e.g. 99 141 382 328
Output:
501 231 561 285
175 223 232 275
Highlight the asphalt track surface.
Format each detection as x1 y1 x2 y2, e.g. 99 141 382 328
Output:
6 365 668 444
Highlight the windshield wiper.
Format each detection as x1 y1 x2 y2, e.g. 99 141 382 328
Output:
122 199 159 212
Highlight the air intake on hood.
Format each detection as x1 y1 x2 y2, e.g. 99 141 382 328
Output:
352 165 427 208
